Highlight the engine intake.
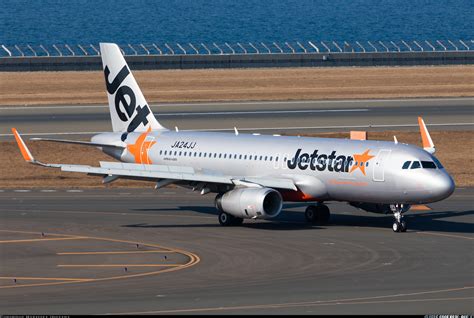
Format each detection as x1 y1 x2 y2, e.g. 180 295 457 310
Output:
215 187 283 219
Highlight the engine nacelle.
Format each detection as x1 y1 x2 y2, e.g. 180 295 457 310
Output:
215 187 283 219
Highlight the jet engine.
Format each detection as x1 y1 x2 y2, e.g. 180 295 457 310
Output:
215 187 283 219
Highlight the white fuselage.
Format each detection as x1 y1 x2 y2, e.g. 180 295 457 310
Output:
93 130 455 205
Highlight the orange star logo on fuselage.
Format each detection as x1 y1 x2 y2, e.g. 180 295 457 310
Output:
127 127 156 164
349 149 375 175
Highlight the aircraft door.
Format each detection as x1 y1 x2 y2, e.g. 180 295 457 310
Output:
373 149 391 182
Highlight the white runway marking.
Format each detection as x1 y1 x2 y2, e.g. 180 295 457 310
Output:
1 122 472 137
0 97 472 110
158 109 369 116
188 122 474 132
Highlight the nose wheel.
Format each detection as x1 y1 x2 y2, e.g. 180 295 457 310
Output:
305 204 330 225
391 204 409 232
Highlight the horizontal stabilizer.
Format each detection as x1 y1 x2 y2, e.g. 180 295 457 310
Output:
30 137 125 149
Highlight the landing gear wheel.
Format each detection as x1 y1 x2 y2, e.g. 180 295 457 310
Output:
305 204 330 225
400 220 407 232
232 217 244 226
391 204 408 233
318 205 330 225
305 205 318 223
392 222 400 232
218 211 235 226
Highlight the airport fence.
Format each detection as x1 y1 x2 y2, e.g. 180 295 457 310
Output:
1 39 473 71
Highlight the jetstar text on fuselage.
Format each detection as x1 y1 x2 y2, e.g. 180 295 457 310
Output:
287 148 357 173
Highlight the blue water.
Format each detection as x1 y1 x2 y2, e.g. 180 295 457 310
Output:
1 0 472 45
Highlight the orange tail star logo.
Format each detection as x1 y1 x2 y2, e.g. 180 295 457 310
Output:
350 149 375 175
127 127 156 164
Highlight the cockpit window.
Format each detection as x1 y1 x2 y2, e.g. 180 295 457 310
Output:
430 154 444 169
410 161 421 169
421 161 436 169
402 161 411 169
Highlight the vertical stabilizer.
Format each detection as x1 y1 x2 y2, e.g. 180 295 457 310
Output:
100 43 166 132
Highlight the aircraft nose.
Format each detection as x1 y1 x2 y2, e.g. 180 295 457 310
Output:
430 172 455 201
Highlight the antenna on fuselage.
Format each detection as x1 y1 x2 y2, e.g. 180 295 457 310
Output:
175 126 179 132
234 127 239 136
394 136 398 144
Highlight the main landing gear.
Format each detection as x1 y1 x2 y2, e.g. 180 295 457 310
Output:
305 203 330 225
218 211 244 226
391 204 409 232
215 194 244 226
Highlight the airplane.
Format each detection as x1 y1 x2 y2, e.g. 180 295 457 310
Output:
12 43 455 233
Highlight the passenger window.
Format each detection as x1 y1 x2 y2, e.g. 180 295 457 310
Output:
219 154 222 158
179 151 182 156
249 155 253 160
421 161 436 169
174 151 177 156
239 155 242 159
214 153 217 158
244 155 247 160
164 150 167 155
411 161 421 169
159 150 162 155
194 152 197 157
275 157 279 161
269 156 273 161
199 152 202 157
264 156 268 161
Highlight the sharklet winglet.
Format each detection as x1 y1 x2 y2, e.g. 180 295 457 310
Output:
417 117 435 154
11 128 60 168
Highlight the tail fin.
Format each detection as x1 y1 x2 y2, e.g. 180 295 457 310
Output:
100 43 166 132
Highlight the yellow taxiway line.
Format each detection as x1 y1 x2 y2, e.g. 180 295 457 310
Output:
0 237 87 244
57 264 182 267
57 250 173 255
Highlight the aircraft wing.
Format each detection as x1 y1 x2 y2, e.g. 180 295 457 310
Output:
59 161 296 190
12 129 297 191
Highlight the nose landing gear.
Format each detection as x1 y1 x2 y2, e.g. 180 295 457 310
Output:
391 204 410 232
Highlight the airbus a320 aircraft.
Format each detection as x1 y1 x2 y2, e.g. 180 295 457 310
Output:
12 43 455 232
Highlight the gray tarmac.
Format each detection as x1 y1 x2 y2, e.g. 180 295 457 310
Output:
0 97 473 140
0 187 472 314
